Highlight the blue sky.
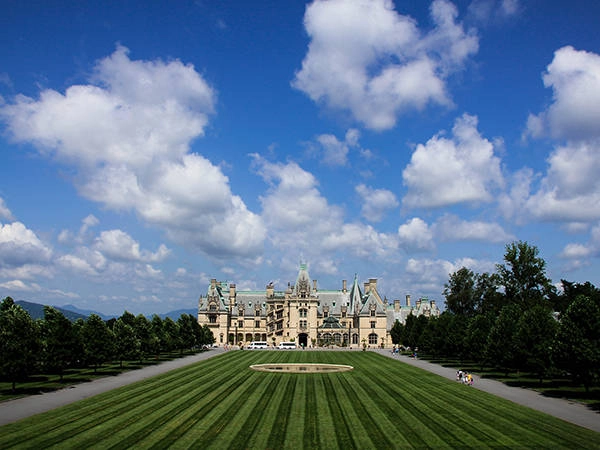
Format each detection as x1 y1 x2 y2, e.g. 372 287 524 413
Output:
1 0 600 316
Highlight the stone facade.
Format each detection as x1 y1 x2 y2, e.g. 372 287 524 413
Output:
197 264 440 348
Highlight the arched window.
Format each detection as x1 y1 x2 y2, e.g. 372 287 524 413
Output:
368 333 378 345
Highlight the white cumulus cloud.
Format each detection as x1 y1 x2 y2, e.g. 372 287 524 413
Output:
0 45 265 259
355 184 399 222
293 0 478 130
403 113 503 208
0 222 53 267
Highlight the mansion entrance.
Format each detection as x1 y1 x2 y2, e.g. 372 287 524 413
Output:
298 333 308 348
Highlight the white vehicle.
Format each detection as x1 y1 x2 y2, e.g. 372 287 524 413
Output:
248 341 269 349
278 342 297 350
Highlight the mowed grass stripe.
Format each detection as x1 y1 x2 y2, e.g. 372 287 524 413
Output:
195 372 279 449
381 357 589 448
349 367 432 447
372 358 508 447
50 357 250 449
0 353 242 447
334 373 394 448
264 374 295 449
314 374 338 449
158 365 262 448
282 372 307 450
237 374 289 450
376 354 595 448
101 365 252 449
322 375 356 449
303 372 320 450
0 353 247 448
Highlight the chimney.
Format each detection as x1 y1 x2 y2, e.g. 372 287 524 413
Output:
313 279 317 291
369 278 377 292
406 294 411 307
342 279 347 292
394 299 400 312
364 282 370 294
210 278 217 289
229 283 236 298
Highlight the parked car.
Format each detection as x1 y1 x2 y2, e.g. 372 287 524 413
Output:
278 342 297 349
248 341 269 349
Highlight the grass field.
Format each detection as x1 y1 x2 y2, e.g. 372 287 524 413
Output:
0 351 598 449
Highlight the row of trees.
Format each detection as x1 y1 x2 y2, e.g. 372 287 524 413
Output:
0 298 215 390
390 241 600 391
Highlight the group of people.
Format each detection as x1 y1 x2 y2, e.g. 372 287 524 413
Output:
456 370 473 385
390 345 418 358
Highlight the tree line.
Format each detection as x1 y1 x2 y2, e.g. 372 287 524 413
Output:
390 241 600 391
0 298 215 391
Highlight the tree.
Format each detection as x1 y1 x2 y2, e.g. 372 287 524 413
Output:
496 241 554 310
554 295 600 391
514 305 557 382
390 320 403 345
464 313 494 369
150 314 165 356
200 324 215 347
81 314 114 372
485 304 521 375
133 314 154 362
120 310 137 327
553 280 600 315
0 298 41 390
443 267 478 317
41 306 77 381
113 319 141 368
177 314 196 352
162 317 180 352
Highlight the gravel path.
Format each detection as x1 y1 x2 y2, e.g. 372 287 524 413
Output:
374 349 600 433
1 347 598 434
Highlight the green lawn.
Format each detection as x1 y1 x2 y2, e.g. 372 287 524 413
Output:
1 351 598 449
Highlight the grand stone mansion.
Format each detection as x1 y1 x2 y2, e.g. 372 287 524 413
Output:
197 264 440 348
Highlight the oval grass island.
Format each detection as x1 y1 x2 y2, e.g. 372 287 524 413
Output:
250 363 354 373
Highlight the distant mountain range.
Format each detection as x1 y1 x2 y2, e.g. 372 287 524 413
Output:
14 300 197 322
16 301 89 321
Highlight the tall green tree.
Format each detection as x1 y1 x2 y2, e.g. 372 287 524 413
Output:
496 241 554 310
554 295 600 391
390 320 403 345
553 280 600 315
133 314 154 362
200 324 215 347
150 314 165 356
0 298 41 390
162 317 180 352
514 305 558 382
113 318 141 368
177 314 196 352
81 314 114 372
41 306 77 381
485 304 521 375
464 313 494 369
443 267 478 317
